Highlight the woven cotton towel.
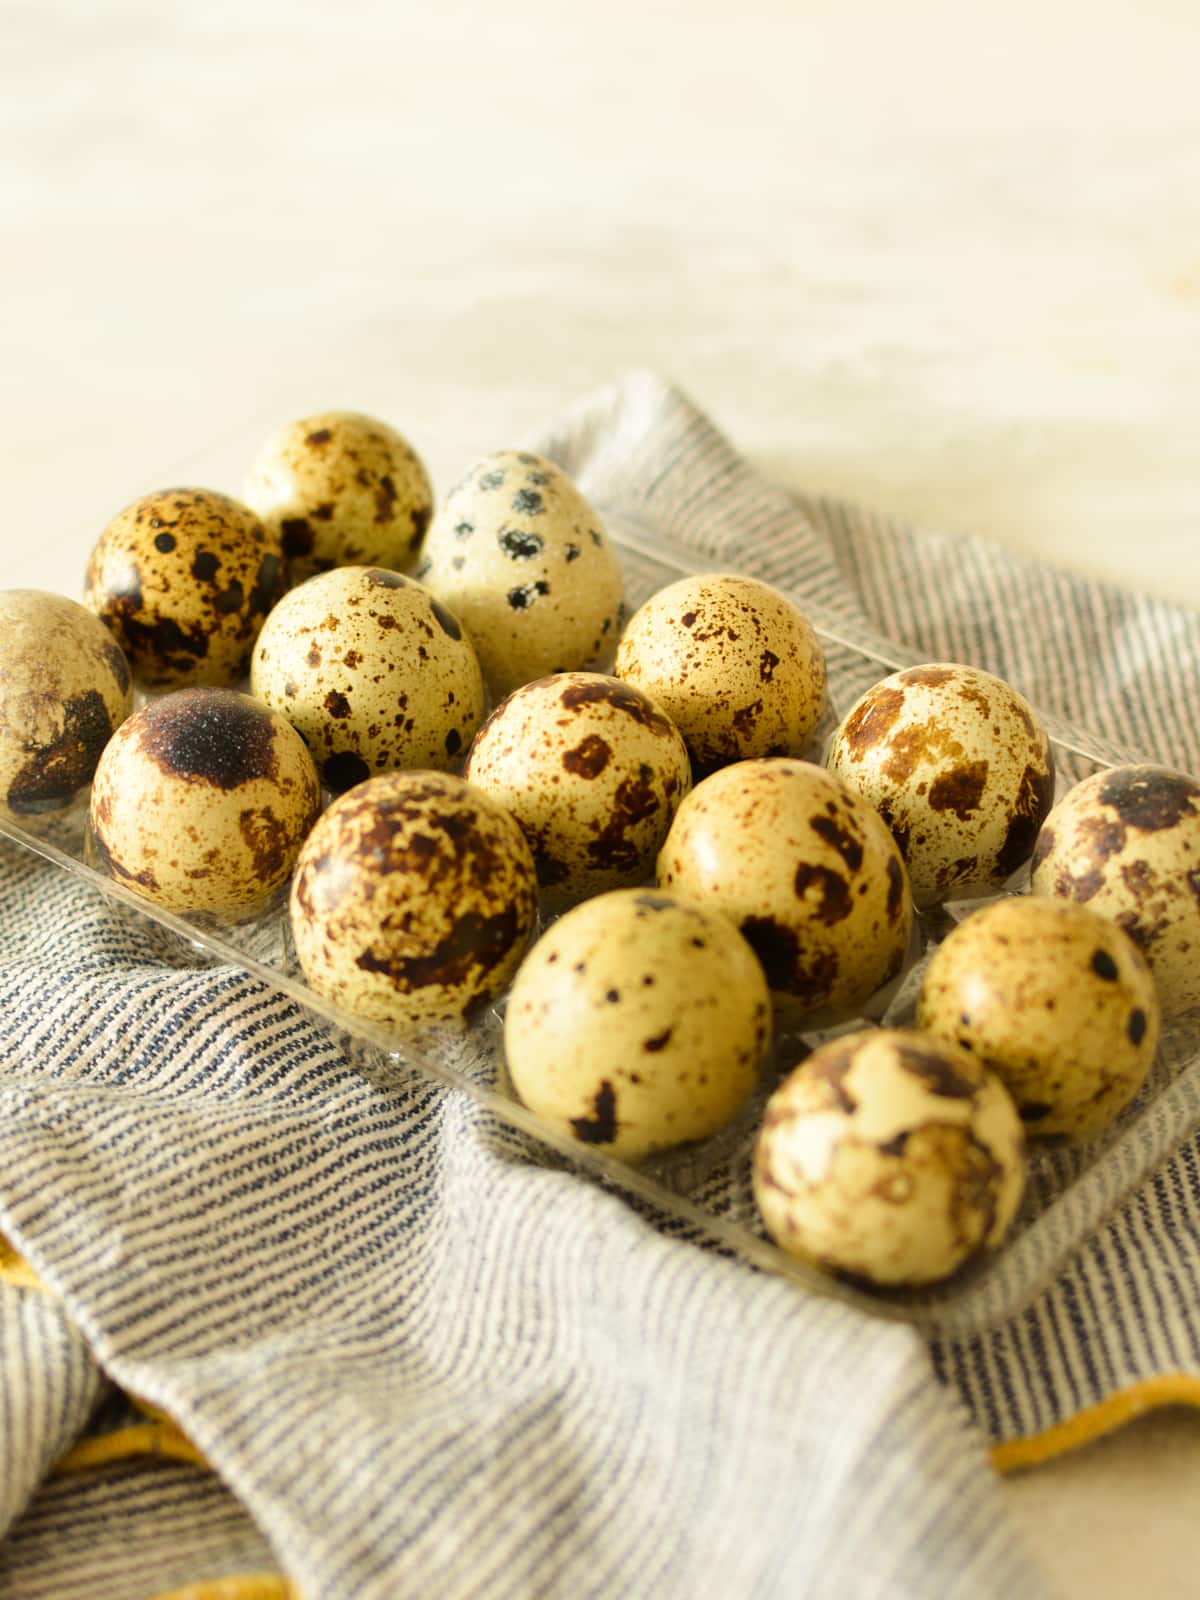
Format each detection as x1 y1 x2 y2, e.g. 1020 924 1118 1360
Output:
5 368 1196 1598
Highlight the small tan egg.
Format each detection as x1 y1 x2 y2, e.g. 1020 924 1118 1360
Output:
245 410 433 585
753 1028 1025 1287
418 450 624 698
84 488 284 689
657 759 913 1020
505 889 771 1162
290 771 538 1031
918 897 1159 1139
89 689 321 918
614 571 826 769
827 663 1055 909
463 672 691 902
1030 764 1200 1018
250 566 485 794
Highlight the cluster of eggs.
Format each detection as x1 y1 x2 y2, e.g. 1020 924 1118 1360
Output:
2 406 1194 1294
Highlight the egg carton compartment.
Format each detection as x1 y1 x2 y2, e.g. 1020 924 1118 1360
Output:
4 516 1198 1338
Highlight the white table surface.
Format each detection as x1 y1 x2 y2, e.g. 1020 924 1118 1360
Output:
5 2 1200 1593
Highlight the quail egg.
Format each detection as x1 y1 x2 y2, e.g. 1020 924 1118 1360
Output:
614 571 827 769
290 770 538 1032
89 688 321 918
1030 764 1200 1018
418 450 624 698
84 488 284 689
463 672 691 902
827 663 1055 909
245 410 434 585
918 897 1159 1140
0 591 133 828
505 888 771 1162
250 566 485 794
753 1028 1025 1287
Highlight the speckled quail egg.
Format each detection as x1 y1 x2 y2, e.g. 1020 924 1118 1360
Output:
0 591 133 828
245 410 434 585
657 759 913 1020
827 663 1055 910
290 770 538 1031
418 450 624 698
463 672 691 902
84 488 284 689
918 897 1160 1140
1030 764 1200 1018
89 688 321 918
505 888 771 1162
250 566 485 794
614 572 827 769
753 1028 1025 1287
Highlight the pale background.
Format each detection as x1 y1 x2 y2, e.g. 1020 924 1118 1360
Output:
4 0 1200 1592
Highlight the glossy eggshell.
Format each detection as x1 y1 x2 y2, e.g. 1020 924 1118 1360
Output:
84 488 284 689
657 759 913 1019
88 689 321 917
613 571 826 768
289 771 538 1031
245 410 433 584
250 567 485 794
504 888 771 1162
1030 764 1200 1018
753 1028 1025 1287
464 672 691 903
0 591 133 827
827 663 1055 910
418 450 624 698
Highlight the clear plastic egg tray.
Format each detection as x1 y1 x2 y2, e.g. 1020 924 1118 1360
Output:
5 512 1198 1336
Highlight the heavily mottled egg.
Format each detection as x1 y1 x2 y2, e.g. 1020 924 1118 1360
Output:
827 663 1055 909
753 1028 1025 1287
614 571 827 769
290 771 538 1031
89 689 321 917
505 889 771 1162
245 410 434 585
1030 764 1200 1018
84 488 284 688
464 672 691 902
250 566 485 794
657 759 913 1020
918 897 1160 1140
0 591 133 827
418 450 624 698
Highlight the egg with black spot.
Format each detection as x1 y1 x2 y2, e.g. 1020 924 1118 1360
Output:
289 770 538 1031
419 450 624 698
250 566 485 793
826 663 1055 910
505 888 771 1161
753 1028 1025 1286
88 688 321 918
84 488 284 689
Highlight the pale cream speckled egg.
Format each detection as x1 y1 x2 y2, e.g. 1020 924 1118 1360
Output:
0 591 133 828
657 759 913 1020
614 571 826 769
289 771 538 1031
84 488 284 689
463 672 691 903
1030 764 1200 1018
827 663 1055 910
89 689 321 918
505 889 771 1162
753 1028 1025 1287
418 451 624 698
245 410 434 584
250 566 485 794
